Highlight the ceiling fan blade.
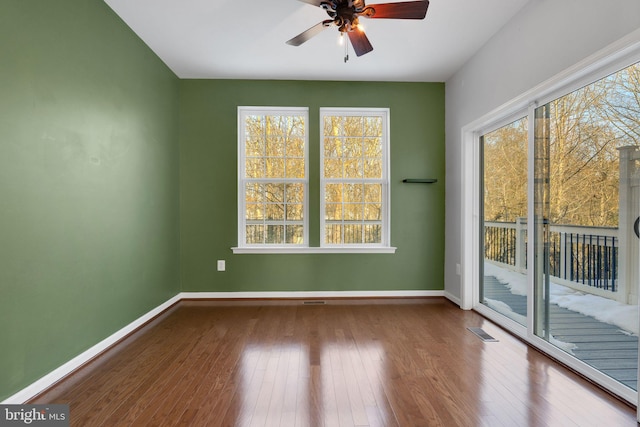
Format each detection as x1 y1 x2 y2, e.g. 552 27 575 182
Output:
347 30 373 57
286 21 331 46
367 1 429 19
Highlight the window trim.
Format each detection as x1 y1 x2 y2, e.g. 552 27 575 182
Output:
319 107 392 248
231 246 396 254
233 106 397 255
236 106 309 249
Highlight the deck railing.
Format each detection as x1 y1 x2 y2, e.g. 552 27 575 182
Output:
484 220 618 295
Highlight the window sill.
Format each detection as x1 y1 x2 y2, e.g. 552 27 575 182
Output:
231 246 397 254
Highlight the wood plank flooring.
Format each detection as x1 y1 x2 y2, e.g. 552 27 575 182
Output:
31 299 637 426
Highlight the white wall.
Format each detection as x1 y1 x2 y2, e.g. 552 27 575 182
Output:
444 0 640 303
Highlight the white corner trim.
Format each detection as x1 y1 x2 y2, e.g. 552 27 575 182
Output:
1 294 182 405
444 291 462 307
179 290 443 299
3 289 444 404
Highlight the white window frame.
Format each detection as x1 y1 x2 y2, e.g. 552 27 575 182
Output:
235 106 309 251
233 106 396 254
319 107 392 249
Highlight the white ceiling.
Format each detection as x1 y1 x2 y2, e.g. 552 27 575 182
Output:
103 0 530 82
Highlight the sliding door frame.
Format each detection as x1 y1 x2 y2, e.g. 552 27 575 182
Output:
460 30 640 405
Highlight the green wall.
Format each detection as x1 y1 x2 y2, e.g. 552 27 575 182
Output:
0 1 180 400
0 1 445 402
180 80 445 292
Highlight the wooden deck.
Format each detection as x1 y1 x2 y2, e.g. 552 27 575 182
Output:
484 276 638 390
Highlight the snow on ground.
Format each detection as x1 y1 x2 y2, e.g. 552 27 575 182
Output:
484 262 639 336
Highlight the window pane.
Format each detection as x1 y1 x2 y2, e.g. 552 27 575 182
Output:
265 225 284 244
245 158 265 178
266 204 284 220
287 136 305 157
364 203 381 220
325 224 342 244
285 159 305 178
245 183 265 203
364 117 382 137
285 183 304 203
246 204 263 220
364 224 382 243
344 224 363 243
344 116 364 136
325 203 342 221
344 159 363 178
246 225 264 244
364 184 381 202
324 117 343 136
364 137 382 157
286 225 304 244
265 184 284 203
290 117 305 136
266 116 286 136
286 204 303 221
245 134 265 157
364 159 382 178
266 158 285 178
324 138 343 157
245 115 264 139
481 117 529 325
325 183 342 202
343 184 363 203
266 137 285 157
344 204 363 220
324 159 343 178
344 138 363 157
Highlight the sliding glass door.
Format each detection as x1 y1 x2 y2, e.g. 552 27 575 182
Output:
480 117 528 326
476 59 640 399
533 63 640 391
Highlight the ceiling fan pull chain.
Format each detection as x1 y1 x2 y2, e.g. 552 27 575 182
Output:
344 36 349 63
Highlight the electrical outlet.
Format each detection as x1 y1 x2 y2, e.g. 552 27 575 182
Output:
217 260 226 272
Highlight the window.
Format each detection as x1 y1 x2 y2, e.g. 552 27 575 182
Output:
237 107 308 248
235 107 394 254
321 108 390 247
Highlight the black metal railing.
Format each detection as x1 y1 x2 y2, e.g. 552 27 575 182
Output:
549 231 618 292
485 221 618 293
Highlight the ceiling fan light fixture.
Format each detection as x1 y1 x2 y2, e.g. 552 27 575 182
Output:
361 6 375 18
287 0 430 58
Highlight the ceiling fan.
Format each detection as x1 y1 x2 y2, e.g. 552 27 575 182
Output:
286 0 430 59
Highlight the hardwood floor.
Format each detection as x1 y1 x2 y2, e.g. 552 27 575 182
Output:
32 298 637 426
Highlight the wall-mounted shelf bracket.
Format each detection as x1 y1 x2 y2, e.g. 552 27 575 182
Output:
402 179 437 183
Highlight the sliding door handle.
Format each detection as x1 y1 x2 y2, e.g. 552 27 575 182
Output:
634 216 639 239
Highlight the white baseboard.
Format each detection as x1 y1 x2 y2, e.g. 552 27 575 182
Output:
179 290 445 299
2 294 182 405
3 289 444 403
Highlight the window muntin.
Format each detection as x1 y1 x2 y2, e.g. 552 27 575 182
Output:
238 107 308 247
320 108 390 247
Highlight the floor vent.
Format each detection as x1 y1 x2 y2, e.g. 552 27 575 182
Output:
303 300 326 305
467 327 499 342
